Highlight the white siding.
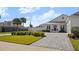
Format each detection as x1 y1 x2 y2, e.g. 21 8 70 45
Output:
70 15 79 27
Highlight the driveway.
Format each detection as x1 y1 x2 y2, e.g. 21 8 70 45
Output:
31 33 74 51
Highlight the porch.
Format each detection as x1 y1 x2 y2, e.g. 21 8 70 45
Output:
46 22 67 33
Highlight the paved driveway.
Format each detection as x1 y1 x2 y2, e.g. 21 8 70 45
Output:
31 33 74 51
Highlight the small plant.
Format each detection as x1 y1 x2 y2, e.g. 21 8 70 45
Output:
11 32 16 35
33 32 40 37
68 34 75 39
42 30 50 32
71 27 79 38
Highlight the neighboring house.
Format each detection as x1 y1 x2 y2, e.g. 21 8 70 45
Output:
0 21 24 32
30 11 79 34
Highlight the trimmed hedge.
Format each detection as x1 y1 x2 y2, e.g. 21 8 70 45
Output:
11 31 45 37
42 30 50 32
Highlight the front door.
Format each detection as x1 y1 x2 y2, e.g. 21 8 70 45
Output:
54 25 57 31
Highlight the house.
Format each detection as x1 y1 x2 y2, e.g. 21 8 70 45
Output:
30 11 79 34
0 21 24 32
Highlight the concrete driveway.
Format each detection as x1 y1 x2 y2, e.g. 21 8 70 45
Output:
31 33 74 51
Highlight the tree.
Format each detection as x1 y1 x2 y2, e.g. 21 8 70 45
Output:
13 18 22 31
20 17 26 26
30 23 33 28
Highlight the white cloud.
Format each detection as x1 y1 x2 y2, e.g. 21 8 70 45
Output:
29 9 61 26
0 7 9 17
19 7 40 14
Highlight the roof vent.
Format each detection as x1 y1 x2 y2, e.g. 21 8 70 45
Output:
62 17 64 19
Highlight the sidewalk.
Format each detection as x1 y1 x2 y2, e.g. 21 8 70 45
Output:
0 41 59 51
0 34 11 36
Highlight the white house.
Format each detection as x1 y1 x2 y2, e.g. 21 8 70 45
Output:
29 11 79 34
0 21 24 32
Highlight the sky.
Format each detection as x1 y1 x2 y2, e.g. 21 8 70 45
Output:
0 7 79 27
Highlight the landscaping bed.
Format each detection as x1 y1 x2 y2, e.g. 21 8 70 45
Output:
0 31 45 45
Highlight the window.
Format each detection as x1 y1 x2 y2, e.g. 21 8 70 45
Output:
62 17 64 19
39 25 42 27
60 25 64 32
47 25 50 30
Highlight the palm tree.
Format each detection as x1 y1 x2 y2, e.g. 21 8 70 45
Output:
20 17 26 26
13 18 22 31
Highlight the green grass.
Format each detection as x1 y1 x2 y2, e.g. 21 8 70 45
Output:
0 31 27 34
70 39 79 51
0 35 41 45
0 32 11 34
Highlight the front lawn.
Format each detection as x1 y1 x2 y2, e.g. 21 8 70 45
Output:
0 31 27 34
0 32 11 34
70 39 79 51
0 35 41 45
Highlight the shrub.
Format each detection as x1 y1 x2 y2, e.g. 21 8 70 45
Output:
68 34 75 39
39 32 45 37
32 32 45 37
71 27 79 38
25 31 32 35
16 32 26 35
11 32 16 35
42 30 50 32
11 31 45 37
33 32 40 37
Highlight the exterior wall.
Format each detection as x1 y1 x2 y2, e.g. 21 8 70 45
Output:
0 21 23 27
46 23 66 32
30 22 67 33
66 20 71 34
29 24 47 31
69 14 79 27
0 21 24 32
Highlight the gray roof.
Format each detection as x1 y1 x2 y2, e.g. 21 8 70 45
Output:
70 11 79 16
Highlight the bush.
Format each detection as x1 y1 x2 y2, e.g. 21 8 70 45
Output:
11 32 16 35
16 32 26 35
68 34 75 39
25 31 32 35
71 27 79 38
11 31 45 37
33 32 42 37
39 32 45 37
42 30 50 32
33 32 45 37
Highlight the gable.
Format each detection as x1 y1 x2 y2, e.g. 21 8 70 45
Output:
48 14 68 23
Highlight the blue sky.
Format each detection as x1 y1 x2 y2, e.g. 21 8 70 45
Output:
0 7 79 27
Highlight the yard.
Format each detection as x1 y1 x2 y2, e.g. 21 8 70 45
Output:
0 31 27 34
0 32 11 34
70 39 79 51
0 35 41 45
